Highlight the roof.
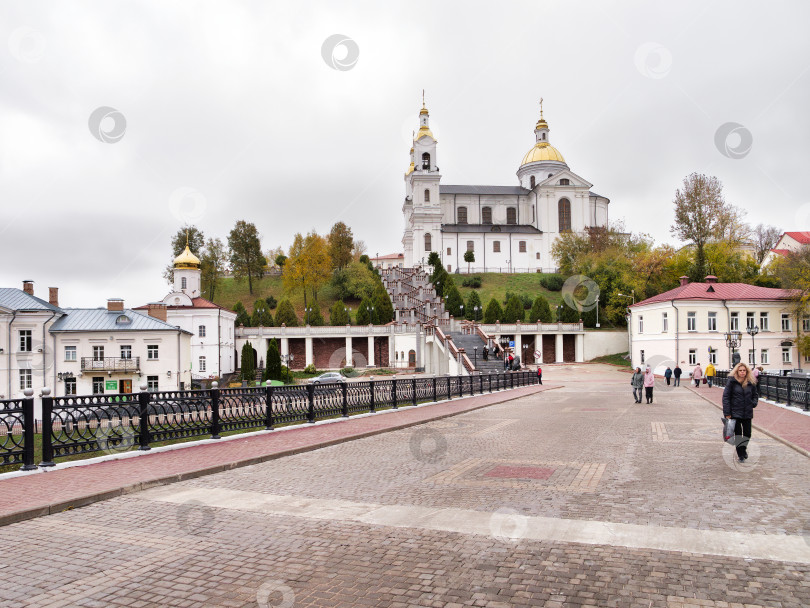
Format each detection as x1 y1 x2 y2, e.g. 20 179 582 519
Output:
50 308 192 333
134 296 227 311
371 253 404 260
441 224 543 234
785 231 810 244
769 249 790 256
0 288 62 313
440 185 529 196
632 282 799 307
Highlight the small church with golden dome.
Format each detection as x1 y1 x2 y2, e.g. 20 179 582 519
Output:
402 99 610 272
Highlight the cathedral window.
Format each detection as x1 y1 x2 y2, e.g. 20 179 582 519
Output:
482 207 492 224
506 207 517 225
493 241 500 252
558 198 572 232
560 178 570 185
519 241 526 253
457 207 468 224
424 189 430 202
466 241 474 252
542 133 546 141
447 247 451 255
181 277 187 289
424 233 432 251
421 153 430 170
530 176 536 188
548 173 553 178
536 252 540 259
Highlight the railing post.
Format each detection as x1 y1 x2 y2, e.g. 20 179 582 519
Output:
210 385 222 439
21 388 37 471
265 384 275 430
412 378 417 406
488 373 492 393
341 382 349 417
786 376 792 407
432 376 437 402
368 378 376 413
804 378 809 412
307 383 316 422
509 373 514 389
138 383 151 450
392 378 398 409
447 375 452 400
39 388 55 466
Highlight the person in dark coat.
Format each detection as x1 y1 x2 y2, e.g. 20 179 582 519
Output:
722 362 758 463
664 367 672 386
673 364 682 387
630 367 644 403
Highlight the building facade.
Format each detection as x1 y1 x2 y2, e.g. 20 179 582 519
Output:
402 101 609 272
761 231 810 268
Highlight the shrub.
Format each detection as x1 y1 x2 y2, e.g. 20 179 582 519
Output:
265 295 278 309
274 299 299 327
529 296 553 322
341 366 355 376
540 275 565 291
503 295 524 323
521 294 533 310
483 298 503 324
303 363 317 374
462 276 482 288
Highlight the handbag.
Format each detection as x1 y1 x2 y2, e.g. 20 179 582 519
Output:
722 418 736 444
703 378 707 385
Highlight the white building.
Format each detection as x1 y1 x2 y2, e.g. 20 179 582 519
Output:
137 244 237 382
627 275 806 373
402 101 609 272
761 231 810 268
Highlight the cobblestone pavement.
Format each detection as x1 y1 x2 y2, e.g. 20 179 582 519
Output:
2 364 809 607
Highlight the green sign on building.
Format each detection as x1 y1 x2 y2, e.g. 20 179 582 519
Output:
105 380 118 391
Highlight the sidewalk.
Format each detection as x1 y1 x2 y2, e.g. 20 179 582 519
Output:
0 384 548 527
687 383 810 456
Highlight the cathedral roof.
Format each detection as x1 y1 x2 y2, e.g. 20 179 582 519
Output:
520 142 566 166
440 185 530 195
441 224 543 234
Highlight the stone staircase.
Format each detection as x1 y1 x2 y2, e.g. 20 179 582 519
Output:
447 332 505 374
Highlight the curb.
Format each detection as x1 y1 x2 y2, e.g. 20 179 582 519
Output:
0 384 548 528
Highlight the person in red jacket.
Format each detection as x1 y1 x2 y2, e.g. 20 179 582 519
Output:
536 366 543 385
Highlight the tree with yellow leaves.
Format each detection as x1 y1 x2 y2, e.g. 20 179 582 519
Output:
283 231 332 315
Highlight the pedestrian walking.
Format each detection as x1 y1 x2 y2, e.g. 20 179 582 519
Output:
664 366 672 386
643 365 655 403
752 366 761 381
692 363 703 388
722 362 758 463
537 366 543 385
705 362 716 388
673 364 682 387
631 367 644 403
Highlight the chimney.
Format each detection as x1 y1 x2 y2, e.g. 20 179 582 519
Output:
704 275 718 284
679 276 689 286
22 280 34 296
107 298 124 312
146 302 167 322
49 287 59 307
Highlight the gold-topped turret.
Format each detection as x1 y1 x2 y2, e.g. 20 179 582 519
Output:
173 244 201 269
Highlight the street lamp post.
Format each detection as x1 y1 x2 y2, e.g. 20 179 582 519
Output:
595 294 600 328
473 305 481 322
747 325 759 367
724 330 742 368
473 346 478 369
280 353 294 384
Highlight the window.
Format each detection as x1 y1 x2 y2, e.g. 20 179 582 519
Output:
803 315 810 332
709 349 717 365
519 241 526 253
64 346 77 361
638 316 644 333
65 377 76 395
688 349 696 365
558 198 571 232
181 277 187 290
748 349 756 365
19 369 32 390
506 207 517 225
482 207 492 224
662 312 668 333
759 312 769 331
560 178 570 185
466 241 474 252
19 330 32 352
93 346 104 361
782 347 791 364
198 325 206 337
761 349 769 364
687 312 696 332
640 350 645 364
530 176 536 188
147 375 159 392
424 233 432 251
147 345 159 360
421 152 430 170
730 312 739 331
424 189 430 202
120 345 132 360
782 313 791 332
708 312 717 332
199 356 206 372
536 252 540 259
746 312 755 329
457 206 467 224
548 173 553 178
447 247 451 255
493 241 501 253
92 377 105 394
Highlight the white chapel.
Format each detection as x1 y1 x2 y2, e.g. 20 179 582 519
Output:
402 100 610 272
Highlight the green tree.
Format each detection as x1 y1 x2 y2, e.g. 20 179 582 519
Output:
529 295 553 322
275 299 299 327
328 221 354 271
330 300 351 325
240 341 255 382
465 290 483 321
373 284 394 324
265 295 277 309
233 301 251 327
228 220 264 295
164 225 206 284
427 251 441 270
200 237 227 301
275 253 287 269
557 301 580 323
356 297 377 325
263 339 282 382
752 224 782 265
484 298 503 324
251 299 273 326
463 249 475 273
503 295 524 323
444 285 464 318
306 304 325 326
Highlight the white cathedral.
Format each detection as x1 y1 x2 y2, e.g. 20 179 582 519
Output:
402 100 610 272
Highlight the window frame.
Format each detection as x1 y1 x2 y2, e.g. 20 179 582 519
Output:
93 345 104 361
64 377 77 395
120 345 132 360
457 206 467 224
466 241 474 252
92 376 105 394
707 311 717 332
147 345 159 360
506 207 517 225
64 345 77 362
198 325 206 337
424 233 432 252
760 349 769 364
746 312 755 329
638 315 644 334
759 312 769 331
19 369 32 390
199 356 206 372
688 349 696 365
782 347 791 363
730 312 739 331
481 207 492 225
493 241 501 253
662 312 668 333
558 198 571 232
518 241 527 253
19 330 32 353
687 312 696 332
781 313 791 332
147 375 159 392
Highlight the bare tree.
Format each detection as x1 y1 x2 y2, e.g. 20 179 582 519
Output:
752 224 782 264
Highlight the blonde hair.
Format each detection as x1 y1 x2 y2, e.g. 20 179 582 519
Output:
730 362 756 387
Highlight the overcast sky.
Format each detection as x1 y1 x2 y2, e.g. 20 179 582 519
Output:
1 0 808 308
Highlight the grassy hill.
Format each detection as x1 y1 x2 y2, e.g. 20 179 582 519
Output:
455 273 565 310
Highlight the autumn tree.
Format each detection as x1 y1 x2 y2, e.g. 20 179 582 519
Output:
265 246 285 271
284 231 332 314
771 246 810 365
753 224 782 265
352 239 367 261
200 237 227 301
328 222 354 271
164 225 205 284
228 220 264 295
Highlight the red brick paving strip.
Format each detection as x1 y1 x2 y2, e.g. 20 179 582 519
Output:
0 384 550 527
688 384 810 456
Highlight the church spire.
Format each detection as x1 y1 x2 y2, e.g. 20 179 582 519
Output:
534 97 550 144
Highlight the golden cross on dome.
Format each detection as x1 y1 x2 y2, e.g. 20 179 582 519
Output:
539 97 544 119
422 89 425 106
185 229 190 247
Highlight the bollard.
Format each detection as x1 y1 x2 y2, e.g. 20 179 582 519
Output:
39 388 55 467
368 378 376 413
21 388 37 471
265 384 275 430
211 385 222 438
392 377 398 409
341 382 349 417
412 378 417 406
307 383 316 422
138 382 151 450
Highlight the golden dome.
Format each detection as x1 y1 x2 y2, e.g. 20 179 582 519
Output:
520 142 566 166
415 125 435 141
535 118 548 130
419 103 429 115
174 245 200 269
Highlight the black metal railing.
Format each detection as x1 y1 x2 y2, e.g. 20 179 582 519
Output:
714 371 810 410
13 371 536 470
80 357 141 372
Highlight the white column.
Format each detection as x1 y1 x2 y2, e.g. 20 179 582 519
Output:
575 334 584 363
535 334 542 363
515 334 523 363
305 337 313 367
387 336 393 367
281 338 289 358
367 335 375 367
345 335 353 367
555 334 564 363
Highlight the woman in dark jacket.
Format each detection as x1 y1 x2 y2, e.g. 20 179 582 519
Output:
722 362 758 463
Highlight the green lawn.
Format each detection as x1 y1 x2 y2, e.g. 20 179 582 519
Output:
455 272 564 310
588 352 631 367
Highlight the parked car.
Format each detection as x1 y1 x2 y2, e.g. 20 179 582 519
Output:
311 372 346 385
